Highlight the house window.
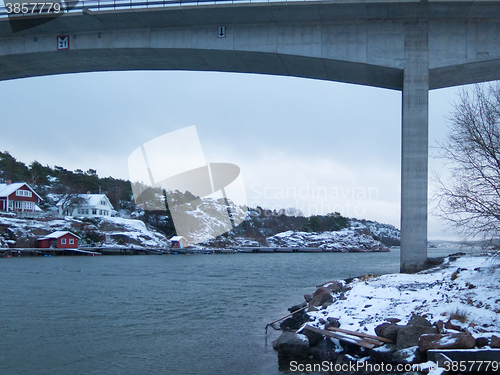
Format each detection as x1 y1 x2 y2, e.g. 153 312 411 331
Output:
101 200 106 206
69 238 74 245
61 238 66 244
14 201 22 209
16 190 32 197
25 202 33 210
92 209 97 215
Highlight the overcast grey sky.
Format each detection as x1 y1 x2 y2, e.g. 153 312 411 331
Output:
0 70 464 239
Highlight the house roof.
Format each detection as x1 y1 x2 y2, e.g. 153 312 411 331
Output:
170 236 187 241
0 182 42 200
56 194 114 209
39 231 81 240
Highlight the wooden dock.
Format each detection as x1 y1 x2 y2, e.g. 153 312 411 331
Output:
0 246 355 257
0 248 102 257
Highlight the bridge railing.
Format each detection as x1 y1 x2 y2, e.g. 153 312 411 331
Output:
0 0 310 18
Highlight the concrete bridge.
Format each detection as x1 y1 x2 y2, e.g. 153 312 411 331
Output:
1 0 500 272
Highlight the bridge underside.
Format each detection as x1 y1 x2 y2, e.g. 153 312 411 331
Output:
0 48 405 89
2 48 500 91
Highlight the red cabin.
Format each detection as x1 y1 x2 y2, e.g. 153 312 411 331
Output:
0 181 42 213
38 231 80 249
170 236 188 249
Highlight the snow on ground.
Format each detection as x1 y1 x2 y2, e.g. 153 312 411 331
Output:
351 220 401 242
96 216 168 248
307 254 500 338
0 215 168 248
267 229 389 252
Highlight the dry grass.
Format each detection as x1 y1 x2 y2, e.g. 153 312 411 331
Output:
449 308 468 323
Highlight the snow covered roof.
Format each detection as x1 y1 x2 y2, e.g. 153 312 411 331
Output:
0 182 42 200
56 194 114 209
170 236 187 241
39 231 80 240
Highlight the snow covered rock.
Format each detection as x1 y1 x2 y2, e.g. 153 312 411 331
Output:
369 344 397 364
266 229 389 252
396 315 438 351
418 331 476 352
392 345 422 364
308 287 334 310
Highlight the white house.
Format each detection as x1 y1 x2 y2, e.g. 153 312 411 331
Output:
57 194 114 218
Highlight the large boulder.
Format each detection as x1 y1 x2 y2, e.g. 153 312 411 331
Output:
298 327 324 347
475 337 489 348
308 287 333 310
409 314 434 328
325 280 349 294
275 331 310 359
280 308 309 331
311 338 343 362
375 323 400 342
418 331 476 352
396 315 438 350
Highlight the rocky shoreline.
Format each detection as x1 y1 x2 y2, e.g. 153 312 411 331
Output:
270 253 500 374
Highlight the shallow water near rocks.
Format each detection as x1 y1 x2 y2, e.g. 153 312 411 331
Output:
0 248 463 375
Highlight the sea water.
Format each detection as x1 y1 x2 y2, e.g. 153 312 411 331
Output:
0 248 463 375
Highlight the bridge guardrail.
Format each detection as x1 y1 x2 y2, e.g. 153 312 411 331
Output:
0 0 310 18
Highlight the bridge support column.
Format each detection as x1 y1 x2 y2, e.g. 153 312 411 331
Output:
400 21 429 273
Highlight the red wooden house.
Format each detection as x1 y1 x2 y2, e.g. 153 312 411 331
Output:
0 181 42 213
38 231 80 249
170 236 188 249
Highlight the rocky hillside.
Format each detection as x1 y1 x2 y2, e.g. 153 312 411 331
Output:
0 151 401 250
350 219 401 247
266 229 389 252
202 207 400 248
0 214 167 248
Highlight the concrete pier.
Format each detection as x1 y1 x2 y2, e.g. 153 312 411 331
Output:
400 22 429 273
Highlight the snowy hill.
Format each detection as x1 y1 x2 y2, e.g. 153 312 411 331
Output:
350 219 401 246
0 214 168 248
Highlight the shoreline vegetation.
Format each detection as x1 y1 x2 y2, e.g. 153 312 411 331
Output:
269 252 500 374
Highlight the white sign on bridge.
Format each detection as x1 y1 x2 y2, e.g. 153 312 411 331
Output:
57 35 69 50
218 26 226 38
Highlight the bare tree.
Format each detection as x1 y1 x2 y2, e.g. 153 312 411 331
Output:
59 194 88 216
432 83 500 239
285 207 304 217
